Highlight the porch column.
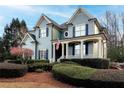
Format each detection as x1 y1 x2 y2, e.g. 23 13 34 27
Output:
61 43 64 59
66 42 69 58
98 39 102 58
53 43 55 62
80 40 84 58
103 40 107 58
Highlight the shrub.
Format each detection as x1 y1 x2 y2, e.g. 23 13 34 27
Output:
52 63 124 88
7 60 22 64
90 69 124 87
27 59 49 64
8 59 49 64
107 46 124 62
60 58 109 69
53 63 96 79
52 63 97 87
10 47 33 64
28 62 56 72
0 63 28 78
60 61 80 65
35 69 43 73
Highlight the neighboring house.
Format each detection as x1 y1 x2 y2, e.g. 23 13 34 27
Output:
21 8 108 62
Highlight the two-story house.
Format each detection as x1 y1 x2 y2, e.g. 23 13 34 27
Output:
21 8 107 62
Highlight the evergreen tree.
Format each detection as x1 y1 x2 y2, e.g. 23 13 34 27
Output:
20 20 28 33
2 24 13 59
21 20 26 27
2 18 28 60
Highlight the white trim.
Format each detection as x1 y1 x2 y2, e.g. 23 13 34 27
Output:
75 24 86 36
35 14 52 27
67 8 94 24
44 15 52 23
21 33 35 44
40 48 47 50
40 27 47 38
39 49 47 60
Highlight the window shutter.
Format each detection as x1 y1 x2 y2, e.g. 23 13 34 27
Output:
38 28 41 38
85 24 88 36
73 26 75 37
72 44 75 55
46 49 48 59
85 42 89 55
46 27 49 37
38 50 40 59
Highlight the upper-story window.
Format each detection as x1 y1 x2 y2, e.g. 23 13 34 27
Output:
39 27 49 38
40 28 46 37
75 24 85 37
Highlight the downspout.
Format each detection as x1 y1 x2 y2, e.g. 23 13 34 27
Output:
51 24 54 62
35 42 38 59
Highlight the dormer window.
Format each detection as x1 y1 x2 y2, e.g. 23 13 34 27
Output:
40 28 46 37
75 24 86 37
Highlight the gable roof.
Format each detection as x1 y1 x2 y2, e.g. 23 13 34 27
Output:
67 8 94 24
35 14 51 27
29 33 37 42
60 22 68 29
34 8 106 33
21 32 37 44
88 18 107 32
35 14 62 29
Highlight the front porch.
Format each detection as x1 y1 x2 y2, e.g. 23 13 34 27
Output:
52 34 107 62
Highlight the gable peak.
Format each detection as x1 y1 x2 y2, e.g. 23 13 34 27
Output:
67 8 94 24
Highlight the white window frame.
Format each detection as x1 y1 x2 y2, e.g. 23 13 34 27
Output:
75 44 80 56
40 49 47 60
75 24 85 37
40 28 46 38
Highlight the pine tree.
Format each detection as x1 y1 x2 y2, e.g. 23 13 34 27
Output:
2 18 28 58
20 20 28 33
2 24 13 59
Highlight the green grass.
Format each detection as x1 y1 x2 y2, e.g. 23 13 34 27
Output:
53 63 97 80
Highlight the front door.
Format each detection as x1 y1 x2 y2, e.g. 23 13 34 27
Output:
55 43 62 61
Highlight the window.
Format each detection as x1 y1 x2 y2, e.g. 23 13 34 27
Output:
75 24 85 37
39 49 48 60
40 28 46 37
75 45 80 55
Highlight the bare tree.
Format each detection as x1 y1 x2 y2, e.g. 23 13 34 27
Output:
100 11 121 47
120 13 124 47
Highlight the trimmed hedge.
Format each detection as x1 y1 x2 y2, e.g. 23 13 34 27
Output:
28 62 56 72
52 63 124 88
52 63 96 87
27 59 49 64
8 59 49 64
60 58 109 69
0 63 28 78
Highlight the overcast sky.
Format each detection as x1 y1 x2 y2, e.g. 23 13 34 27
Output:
0 5 124 37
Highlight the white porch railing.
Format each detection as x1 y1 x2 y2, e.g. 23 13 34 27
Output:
68 55 81 59
57 54 94 62
68 54 94 59
83 54 95 58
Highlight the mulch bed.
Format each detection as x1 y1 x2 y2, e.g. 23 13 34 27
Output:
0 72 75 88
